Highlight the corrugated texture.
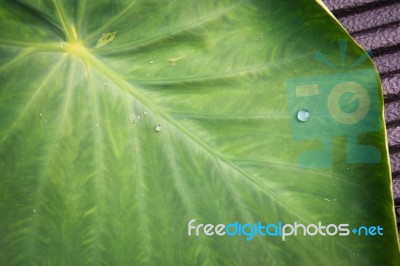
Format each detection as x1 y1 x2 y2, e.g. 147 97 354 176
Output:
339 3 400 33
323 0 400 232
324 0 381 10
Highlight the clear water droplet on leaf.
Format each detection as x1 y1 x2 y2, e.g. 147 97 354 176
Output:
155 125 162 132
297 110 310 122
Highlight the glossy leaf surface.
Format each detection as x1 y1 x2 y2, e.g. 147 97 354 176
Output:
0 0 398 265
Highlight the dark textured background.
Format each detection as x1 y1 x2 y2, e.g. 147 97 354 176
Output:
322 0 400 232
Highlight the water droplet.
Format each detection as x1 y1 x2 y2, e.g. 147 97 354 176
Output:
297 110 310 122
155 125 162 132
33 209 36 213
260 35 263 38
324 198 337 202
130 114 142 124
168 57 180 66
57 44 64 48
149 60 154 64
39 113 43 117
44 120 48 123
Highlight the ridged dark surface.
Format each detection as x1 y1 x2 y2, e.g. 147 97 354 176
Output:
323 0 400 232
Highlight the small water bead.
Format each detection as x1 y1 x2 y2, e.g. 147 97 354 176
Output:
130 114 141 124
149 60 154 64
168 57 181 66
155 125 162 132
297 110 310 122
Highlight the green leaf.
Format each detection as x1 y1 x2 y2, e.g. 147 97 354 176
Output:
0 0 398 265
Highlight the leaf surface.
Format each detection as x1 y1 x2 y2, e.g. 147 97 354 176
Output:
0 0 398 265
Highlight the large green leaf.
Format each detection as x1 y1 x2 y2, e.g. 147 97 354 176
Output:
0 0 399 265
